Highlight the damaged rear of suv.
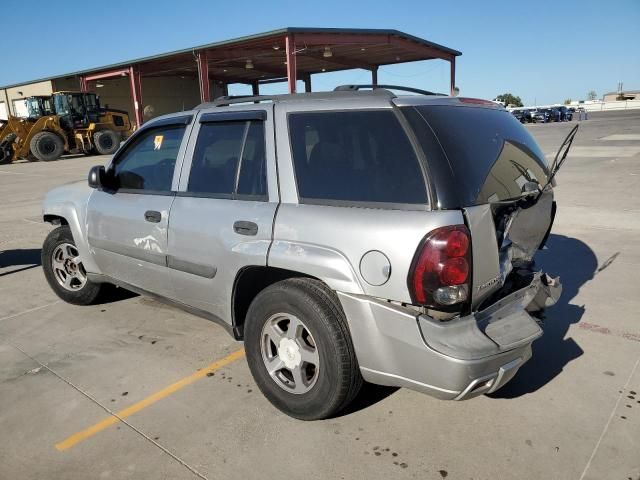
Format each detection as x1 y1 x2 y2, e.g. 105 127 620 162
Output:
352 93 570 400
42 85 573 420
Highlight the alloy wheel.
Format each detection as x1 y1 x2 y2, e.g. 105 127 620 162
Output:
260 313 320 394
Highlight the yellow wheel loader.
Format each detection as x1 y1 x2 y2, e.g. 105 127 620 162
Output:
52 91 132 156
0 96 59 164
0 92 132 164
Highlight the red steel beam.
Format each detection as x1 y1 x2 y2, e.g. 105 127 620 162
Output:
286 34 297 93
79 76 88 93
388 36 455 62
84 69 130 82
129 66 143 128
295 32 392 46
196 51 210 103
302 51 374 70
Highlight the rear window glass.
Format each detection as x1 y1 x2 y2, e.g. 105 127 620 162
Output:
288 110 427 205
404 105 549 205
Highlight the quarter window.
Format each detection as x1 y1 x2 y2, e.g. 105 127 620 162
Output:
187 120 267 198
288 110 428 205
112 125 186 192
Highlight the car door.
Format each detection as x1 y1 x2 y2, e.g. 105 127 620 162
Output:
167 107 278 324
86 115 193 297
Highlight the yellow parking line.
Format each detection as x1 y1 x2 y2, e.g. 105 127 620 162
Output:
55 348 245 451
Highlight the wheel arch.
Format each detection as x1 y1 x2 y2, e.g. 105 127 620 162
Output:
42 199 101 275
232 266 322 340
43 214 69 225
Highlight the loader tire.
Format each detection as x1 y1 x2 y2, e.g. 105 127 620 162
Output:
93 130 120 155
30 131 64 162
0 134 16 164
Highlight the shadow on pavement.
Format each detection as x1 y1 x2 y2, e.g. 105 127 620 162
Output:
0 248 42 277
490 234 597 398
96 284 139 305
337 382 400 417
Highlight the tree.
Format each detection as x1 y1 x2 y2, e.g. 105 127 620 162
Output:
587 90 597 101
564 98 572 105
495 93 523 107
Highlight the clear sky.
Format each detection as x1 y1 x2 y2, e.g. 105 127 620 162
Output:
1 0 638 105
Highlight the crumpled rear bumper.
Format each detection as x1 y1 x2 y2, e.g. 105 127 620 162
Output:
337 272 561 400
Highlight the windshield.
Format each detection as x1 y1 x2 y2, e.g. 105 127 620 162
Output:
54 94 86 116
54 95 69 115
26 98 42 118
401 104 550 207
83 93 99 111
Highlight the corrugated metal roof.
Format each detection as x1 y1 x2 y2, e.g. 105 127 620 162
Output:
0 27 461 89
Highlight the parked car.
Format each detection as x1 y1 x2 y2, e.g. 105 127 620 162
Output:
546 107 566 122
41 87 563 420
530 109 548 123
557 106 573 121
510 108 533 123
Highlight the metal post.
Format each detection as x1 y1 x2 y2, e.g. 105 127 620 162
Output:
286 34 297 94
252 81 259 96
304 75 312 93
371 66 378 86
450 57 456 96
129 66 143 128
196 51 210 103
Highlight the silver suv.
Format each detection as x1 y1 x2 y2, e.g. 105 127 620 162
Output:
41 86 564 420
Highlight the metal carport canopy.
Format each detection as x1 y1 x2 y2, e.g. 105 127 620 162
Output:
1 27 461 127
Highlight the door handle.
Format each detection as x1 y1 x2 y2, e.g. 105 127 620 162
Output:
144 210 162 223
233 220 258 236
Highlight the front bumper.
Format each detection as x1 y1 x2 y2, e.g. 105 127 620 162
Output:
337 272 561 400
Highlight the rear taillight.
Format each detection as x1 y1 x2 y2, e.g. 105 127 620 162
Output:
408 225 472 311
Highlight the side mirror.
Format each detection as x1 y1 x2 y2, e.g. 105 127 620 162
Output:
88 165 106 189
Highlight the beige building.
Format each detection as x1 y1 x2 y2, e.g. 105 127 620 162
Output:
1 76 205 123
603 90 640 102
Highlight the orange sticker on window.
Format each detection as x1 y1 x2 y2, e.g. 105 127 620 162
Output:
154 135 164 150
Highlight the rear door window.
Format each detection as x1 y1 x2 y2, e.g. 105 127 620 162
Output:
288 110 428 206
187 120 267 198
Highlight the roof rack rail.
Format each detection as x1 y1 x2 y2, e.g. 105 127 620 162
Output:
196 95 280 108
334 84 446 96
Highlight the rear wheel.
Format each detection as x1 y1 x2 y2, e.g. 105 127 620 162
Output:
244 278 363 420
42 225 104 305
93 130 120 155
30 131 64 162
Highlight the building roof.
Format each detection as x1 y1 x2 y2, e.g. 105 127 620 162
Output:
1 27 461 89
603 90 640 96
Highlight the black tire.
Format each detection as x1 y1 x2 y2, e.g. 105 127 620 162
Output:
93 130 120 155
1 133 16 144
0 133 16 164
244 278 363 420
42 225 104 305
30 131 64 162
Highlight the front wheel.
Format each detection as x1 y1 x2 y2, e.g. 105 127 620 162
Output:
42 225 104 305
93 130 120 155
0 133 16 164
30 131 64 162
244 278 363 420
